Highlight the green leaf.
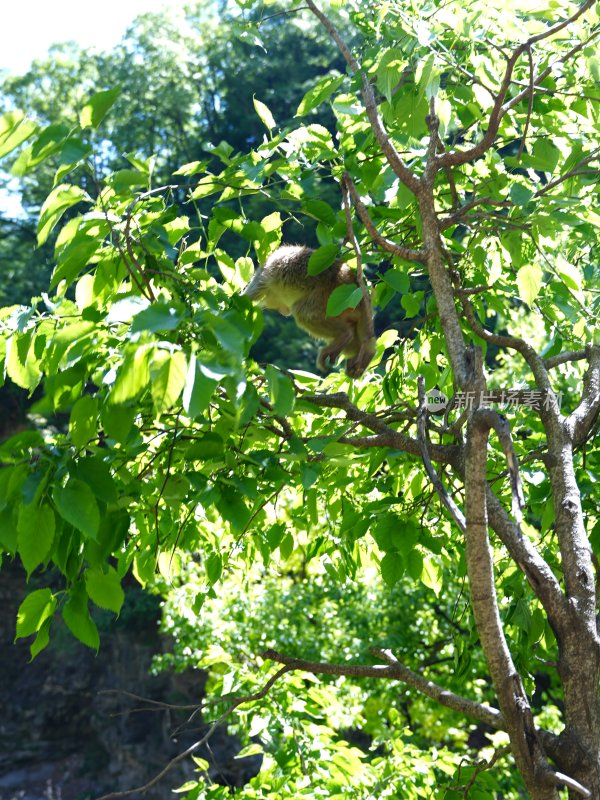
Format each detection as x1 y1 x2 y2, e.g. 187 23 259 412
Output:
301 464 319 490
380 551 404 586
53 478 100 539
0 506 18 553
401 293 422 318
279 532 294 560
74 456 118 504
15 588 56 639
190 175 221 199
107 169 148 192
0 111 37 158
110 347 151 404
62 584 100 650
30 618 52 659
206 553 223 585
183 356 221 418
555 256 582 292
69 395 98 449
185 432 224 460
326 284 362 317
5 333 42 391
296 74 345 116
37 184 90 246
11 123 70 175
51 236 99 288
58 137 92 166
265 365 295 416
79 88 120 129
406 549 424 581
101 404 135 444
302 199 337 225
17 503 56 576
376 50 405 103
85 566 125 614
131 303 182 334
307 245 339 276
216 488 250 532
253 97 276 130
416 53 439 101
530 139 560 172
509 183 534 207
149 350 187 413
266 523 285 552
382 269 410 294
421 556 442 595
516 263 543 306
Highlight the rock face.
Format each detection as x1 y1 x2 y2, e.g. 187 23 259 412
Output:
0 563 186 799
0 564 260 800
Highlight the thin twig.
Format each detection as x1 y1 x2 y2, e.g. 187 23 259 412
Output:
341 175 375 335
94 665 294 800
440 197 512 229
342 173 426 261
516 46 534 161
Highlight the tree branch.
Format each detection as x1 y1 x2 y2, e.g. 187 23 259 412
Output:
438 0 596 169
440 197 512 230
303 391 460 465
418 190 474 388
341 174 376 352
544 350 587 370
263 648 503 730
305 0 421 194
568 345 600 447
465 408 558 798
417 376 466 531
486 489 568 630
534 147 600 199
343 173 427 261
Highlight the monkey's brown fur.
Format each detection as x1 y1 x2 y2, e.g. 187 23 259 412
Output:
243 245 376 378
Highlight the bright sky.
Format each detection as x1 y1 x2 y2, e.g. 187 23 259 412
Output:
0 0 176 75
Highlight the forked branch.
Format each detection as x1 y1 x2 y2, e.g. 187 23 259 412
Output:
439 0 596 168
305 0 421 194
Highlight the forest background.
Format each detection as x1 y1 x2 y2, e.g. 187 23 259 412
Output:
0 1 598 799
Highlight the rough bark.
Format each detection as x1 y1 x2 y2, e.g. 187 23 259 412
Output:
305 2 600 797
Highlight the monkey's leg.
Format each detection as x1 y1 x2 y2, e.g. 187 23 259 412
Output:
317 325 357 372
291 302 354 372
345 339 376 377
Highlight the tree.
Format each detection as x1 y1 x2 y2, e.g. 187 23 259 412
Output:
0 0 599 798
0 1 346 307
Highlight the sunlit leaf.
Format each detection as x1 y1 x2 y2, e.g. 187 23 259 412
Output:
79 88 120 129
253 97 276 130
85 566 125 614
16 588 56 639
17 503 56 576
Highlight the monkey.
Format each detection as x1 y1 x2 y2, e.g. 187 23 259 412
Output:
242 245 376 378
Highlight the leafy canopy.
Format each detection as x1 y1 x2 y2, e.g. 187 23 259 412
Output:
0 0 598 796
